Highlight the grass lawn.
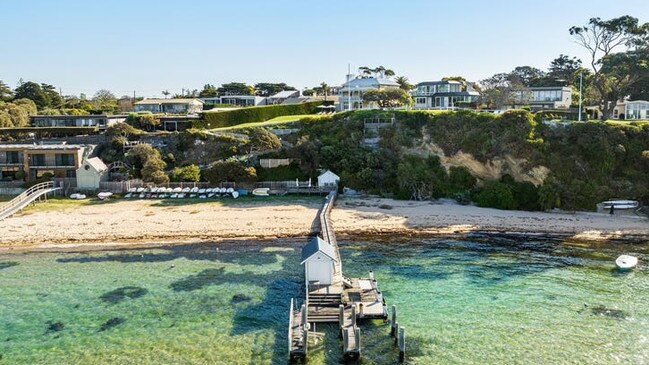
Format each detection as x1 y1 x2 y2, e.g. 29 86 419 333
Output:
210 114 325 131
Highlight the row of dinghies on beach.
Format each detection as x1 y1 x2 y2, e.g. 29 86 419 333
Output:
122 186 270 199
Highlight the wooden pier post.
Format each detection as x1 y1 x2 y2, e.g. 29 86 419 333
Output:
369 271 374 280
393 322 399 344
300 304 307 330
303 329 309 354
342 328 348 352
339 305 345 327
359 303 364 319
355 327 361 355
398 327 406 363
390 305 397 337
351 305 357 327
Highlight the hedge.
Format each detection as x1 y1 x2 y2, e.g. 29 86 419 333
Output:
194 101 322 129
0 127 99 139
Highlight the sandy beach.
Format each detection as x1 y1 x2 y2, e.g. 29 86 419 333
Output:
1 197 648 249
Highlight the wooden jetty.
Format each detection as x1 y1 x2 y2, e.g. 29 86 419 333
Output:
289 191 401 361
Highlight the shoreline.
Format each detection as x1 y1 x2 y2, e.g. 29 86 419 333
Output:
1 197 648 251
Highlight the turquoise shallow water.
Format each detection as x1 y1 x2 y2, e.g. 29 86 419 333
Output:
0 236 647 364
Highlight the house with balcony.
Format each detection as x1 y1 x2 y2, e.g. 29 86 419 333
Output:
134 98 204 114
513 86 572 110
338 74 400 110
412 80 480 109
30 115 126 129
587 100 649 120
0 144 88 181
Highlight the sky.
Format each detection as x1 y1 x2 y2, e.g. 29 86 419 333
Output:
1 0 648 98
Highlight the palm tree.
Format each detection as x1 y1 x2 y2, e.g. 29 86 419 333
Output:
395 76 413 91
162 90 170 99
358 66 373 77
320 82 330 101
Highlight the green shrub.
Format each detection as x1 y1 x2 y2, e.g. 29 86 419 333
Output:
196 101 322 129
170 164 201 182
204 159 257 183
0 127 99 140
448 166 476 193
475 181 516 210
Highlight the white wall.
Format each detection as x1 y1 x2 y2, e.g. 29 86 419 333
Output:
305 252 334 285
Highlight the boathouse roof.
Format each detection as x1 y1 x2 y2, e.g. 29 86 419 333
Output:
301 236 337 264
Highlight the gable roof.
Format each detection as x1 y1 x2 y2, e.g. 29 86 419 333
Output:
270 90 299 99
318 170 339 179
84 157 108 172
301 236 337 264
342 77 400 89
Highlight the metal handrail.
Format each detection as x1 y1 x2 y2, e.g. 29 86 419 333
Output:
0 181 56 220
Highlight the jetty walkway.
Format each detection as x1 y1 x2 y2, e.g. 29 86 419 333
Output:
289 191 406 361
0 181 60 221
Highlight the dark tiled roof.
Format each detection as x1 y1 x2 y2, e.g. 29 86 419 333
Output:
301 236 337 263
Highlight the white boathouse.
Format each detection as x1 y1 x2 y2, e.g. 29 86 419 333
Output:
301 236 337 285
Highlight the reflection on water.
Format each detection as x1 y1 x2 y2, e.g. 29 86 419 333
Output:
0 237 647 364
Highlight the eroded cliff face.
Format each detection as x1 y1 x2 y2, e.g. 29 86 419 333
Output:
407 141 550 186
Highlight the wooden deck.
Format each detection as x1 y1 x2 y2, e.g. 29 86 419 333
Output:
288 191 392 361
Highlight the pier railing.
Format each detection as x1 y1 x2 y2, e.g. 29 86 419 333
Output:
0 181 60 221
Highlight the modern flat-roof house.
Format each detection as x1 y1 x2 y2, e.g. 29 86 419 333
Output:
338 75 401 110
134 98 204 114
588 100 649 120
412 80 480 109
159 115 201 131
30 115 127 129
201 95 268 107
0 143 88 181
513 86 572 110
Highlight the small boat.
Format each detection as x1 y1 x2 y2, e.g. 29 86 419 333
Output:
182 187 191 193
124 193 133 198
190 187 199 193
69 193 86 200
616 255 638 271
170 193 178 199
97 192 113 200
178 193 186 198
127 187 137 193
199 194 207 199
226 187 234 193
198 188 206 194
232 191 239 199
136 187 145 193
190 194 197 198
173 187 182 193
252 188 270 196
208 193 215 198
138 193 145 198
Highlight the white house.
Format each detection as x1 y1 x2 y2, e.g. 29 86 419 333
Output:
317 170 340 188
338 74 400 110
76 157 108 190
587 100 649 120
301 236 338 285
134 98 204 114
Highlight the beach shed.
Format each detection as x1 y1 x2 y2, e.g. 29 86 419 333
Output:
317 170 340 188
301 236 337 285
76 157 108 190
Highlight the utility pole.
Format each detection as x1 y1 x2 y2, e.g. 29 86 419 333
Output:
578 72 583 122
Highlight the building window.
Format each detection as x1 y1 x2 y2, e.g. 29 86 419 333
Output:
7 151 20 164
30 154 46 166
55 154 75 166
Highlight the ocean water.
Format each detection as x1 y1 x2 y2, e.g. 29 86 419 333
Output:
0 236 647 364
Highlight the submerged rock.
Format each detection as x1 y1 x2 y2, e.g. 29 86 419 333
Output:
99 317 125 331
45 321 64 334
100 286 148 304
591 305 628 319
231 293 252 304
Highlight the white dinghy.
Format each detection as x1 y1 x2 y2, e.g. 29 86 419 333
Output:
615 255 638 271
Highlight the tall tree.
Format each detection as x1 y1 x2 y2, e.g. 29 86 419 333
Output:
92 89 117 113
217 82 254 96
548 55 583 85
162 90 171 99
362 88 412 108
41 83 63 108
570 16 649 119
253 83 296 96
395 76 414 91
13 81 48 109
319 82 331 100
198 84 217 98
0 80 13 101
509 66 546 87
